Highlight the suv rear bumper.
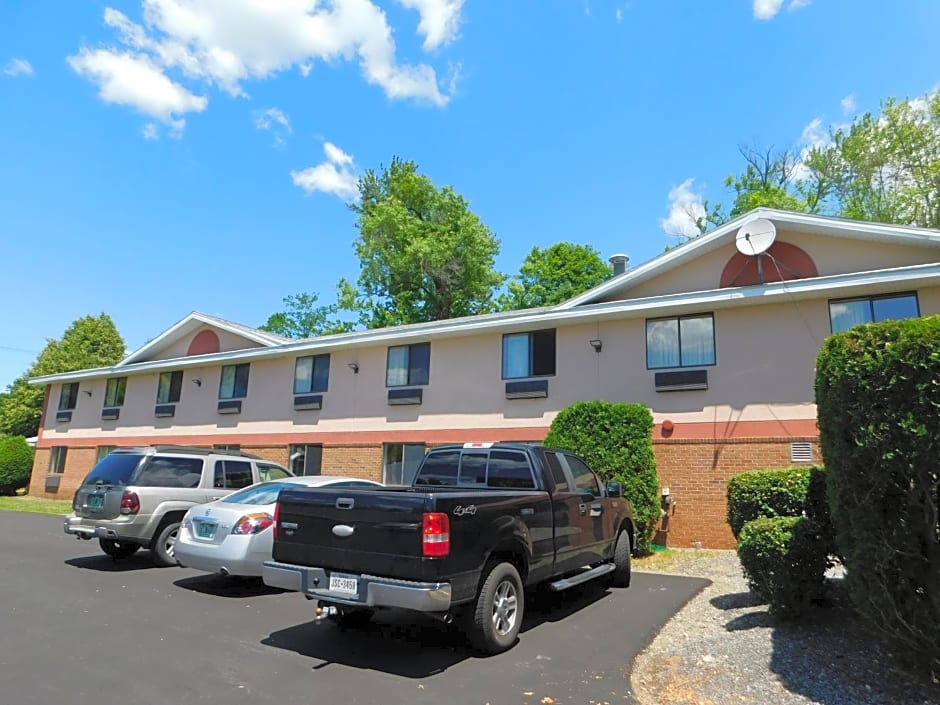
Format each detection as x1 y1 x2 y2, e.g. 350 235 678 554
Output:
63 515 150 545
262 561 452 612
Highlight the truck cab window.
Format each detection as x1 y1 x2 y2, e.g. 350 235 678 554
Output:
458 451 488 486
564 455 600 498
487 450 535 489
414 450 460 486
543 451 569 492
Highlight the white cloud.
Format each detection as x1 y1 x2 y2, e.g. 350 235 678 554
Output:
67 48 207 129
753 0 785 19
398 0 463 50
615 8 623 21
788 0 811 10
3 58 34 77
291 141 360 200
141 122 160 139
255 107 291 132
660 178 706 239
840 94 856 116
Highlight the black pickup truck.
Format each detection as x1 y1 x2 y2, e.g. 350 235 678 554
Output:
262 443 634 653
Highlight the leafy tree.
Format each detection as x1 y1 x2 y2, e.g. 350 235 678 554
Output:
0 314 125 438
347 158 504 328
260 290 356 338
498 242 612 310
0 435 34 495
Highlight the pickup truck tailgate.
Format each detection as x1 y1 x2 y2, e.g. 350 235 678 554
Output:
273 487 432 580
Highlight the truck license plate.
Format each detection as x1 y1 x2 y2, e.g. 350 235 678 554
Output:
328 574 358 595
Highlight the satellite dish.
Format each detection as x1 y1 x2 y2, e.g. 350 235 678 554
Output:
735 218 777 256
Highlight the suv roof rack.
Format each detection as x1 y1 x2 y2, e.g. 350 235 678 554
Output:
150 445 261 459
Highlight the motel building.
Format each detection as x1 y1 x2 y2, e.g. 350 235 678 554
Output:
28 209 940 548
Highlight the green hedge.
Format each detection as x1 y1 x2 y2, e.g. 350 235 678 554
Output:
543 400 660 554
727 466 815 537
0 436 34 496
737 516 829 619
816 315 940 676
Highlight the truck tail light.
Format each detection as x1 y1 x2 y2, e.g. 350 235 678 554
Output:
273 502 280 541
422 512 450 557
120 491 140 515
232 513 274 535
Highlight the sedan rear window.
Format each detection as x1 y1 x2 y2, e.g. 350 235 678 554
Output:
81 453 145 486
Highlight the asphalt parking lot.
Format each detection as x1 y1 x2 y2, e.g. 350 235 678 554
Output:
0 512 708 705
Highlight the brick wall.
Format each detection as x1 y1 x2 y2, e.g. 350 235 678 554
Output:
28 446 98 500
652 437 821 549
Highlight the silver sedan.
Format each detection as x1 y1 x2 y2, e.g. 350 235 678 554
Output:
175 475 381 578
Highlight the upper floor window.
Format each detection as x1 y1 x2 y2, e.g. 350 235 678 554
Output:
502 329 556 379
386 343 430 387
156 371 183 404
58 382 79 411
219 363 250 399
294 354 330 394
646 314 715 369
829 292 919 333
104 377 127 408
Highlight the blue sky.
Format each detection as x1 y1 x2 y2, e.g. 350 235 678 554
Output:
1 0 939 390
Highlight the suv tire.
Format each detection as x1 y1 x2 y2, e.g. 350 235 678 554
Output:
151 520 181 567
99 538 140 560
467 561 524 654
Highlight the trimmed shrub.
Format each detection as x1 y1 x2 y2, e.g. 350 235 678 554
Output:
543 400 660 554
726 466 815 537
0 436 34 496
815 315 940 675
737 516 829 619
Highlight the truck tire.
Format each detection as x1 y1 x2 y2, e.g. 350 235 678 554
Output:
467 562 524 654
610 528 632 588
99 538 140 560
151 520 181 567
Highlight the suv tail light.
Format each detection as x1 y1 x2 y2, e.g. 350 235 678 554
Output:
273 502 280 541
232 513 274 535
422 512 450 557
120 490 140 515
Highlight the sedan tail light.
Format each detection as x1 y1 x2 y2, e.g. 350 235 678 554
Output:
120 491 140 515
422 512 450 557
273 502 280 541
232 513 275 535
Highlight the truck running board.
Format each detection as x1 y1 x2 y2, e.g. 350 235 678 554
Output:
548 562 615 591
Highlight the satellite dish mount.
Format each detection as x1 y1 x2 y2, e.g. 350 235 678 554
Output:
734 218 777 284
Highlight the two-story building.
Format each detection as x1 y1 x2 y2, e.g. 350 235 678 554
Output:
29 208 940 547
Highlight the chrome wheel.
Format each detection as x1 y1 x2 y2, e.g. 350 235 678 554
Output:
164 528 178 558
491 578 518 636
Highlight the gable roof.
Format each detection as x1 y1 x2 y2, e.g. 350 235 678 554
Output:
556 208 940 309
116 311 292 367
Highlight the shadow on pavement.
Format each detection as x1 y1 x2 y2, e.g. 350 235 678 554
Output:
710 591 764 610
174 574 287 598
64 553 160 572
262 581 612 678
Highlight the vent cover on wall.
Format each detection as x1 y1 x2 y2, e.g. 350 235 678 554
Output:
790 442 814 463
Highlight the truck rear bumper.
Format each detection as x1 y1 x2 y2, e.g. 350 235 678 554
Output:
262 561 452 612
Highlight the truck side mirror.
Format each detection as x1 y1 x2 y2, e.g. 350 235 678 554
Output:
606 482 622 498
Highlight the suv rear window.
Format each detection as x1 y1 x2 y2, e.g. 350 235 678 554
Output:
82 453 145 486
133 457 204 488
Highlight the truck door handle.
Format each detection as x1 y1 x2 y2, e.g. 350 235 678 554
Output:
578 503 587 515
590 503 603 517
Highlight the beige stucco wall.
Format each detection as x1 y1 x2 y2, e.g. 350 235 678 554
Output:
620 230 940 300
42 284 940 444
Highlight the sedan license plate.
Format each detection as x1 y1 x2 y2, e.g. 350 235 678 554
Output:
87 495 104 509
196 522 216 539
328 574 358 595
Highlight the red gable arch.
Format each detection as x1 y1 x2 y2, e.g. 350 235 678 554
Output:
187 330 220 356
720 241 818 288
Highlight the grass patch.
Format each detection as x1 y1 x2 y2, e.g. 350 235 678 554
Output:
0 496 73 515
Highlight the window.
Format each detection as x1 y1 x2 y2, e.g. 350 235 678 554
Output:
104 377 127 407
219 364 250 399
458 451 488 486
386 343 430 387
96 446 116 462
646 314 715 369
502 329 556 379
487 450 536 489
214 444 241 452
49 447 68 474
414 449 460 486
156 371 183 404
294 354 330 394
543 451 569 492
565 455 600 497
289 444 322 476
58 383 79 411
134 457 203 488
383 443 426 485
829 292 919 333
213 460 254 489
258 464 291 482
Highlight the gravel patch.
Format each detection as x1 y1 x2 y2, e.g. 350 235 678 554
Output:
631 549 940 705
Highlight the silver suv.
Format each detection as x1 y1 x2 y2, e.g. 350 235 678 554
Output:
64 446 292 566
